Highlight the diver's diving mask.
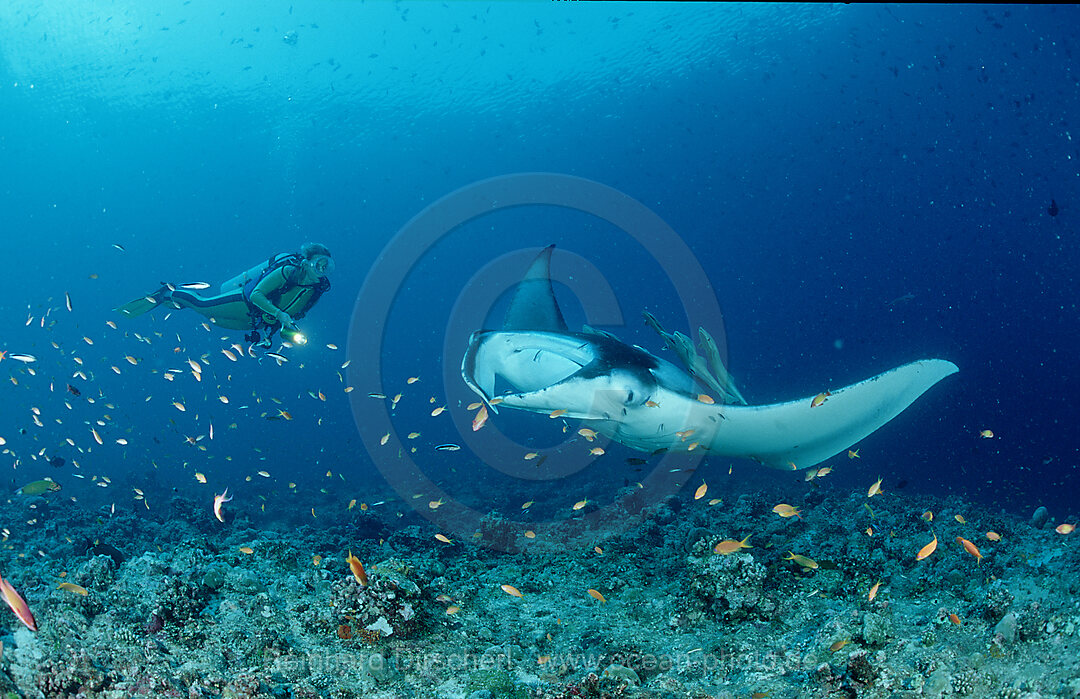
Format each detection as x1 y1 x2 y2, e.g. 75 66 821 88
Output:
307 255 335 278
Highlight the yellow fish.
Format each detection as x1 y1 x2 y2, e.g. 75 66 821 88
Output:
784 552 818 569
772 503 802 519
57 581 88 596
17 479 61 496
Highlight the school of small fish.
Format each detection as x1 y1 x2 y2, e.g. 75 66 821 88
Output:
0 285 1067 678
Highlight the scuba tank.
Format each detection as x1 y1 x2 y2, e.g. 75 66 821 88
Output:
219 253 295 294
220 261 270 294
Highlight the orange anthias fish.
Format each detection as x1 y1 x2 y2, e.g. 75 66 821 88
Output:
956 536 983 564
916 533 938 561
472 404 489 432
1056 523 1076 535
346 550 368 586
213 489 232 523
867 477 884 498
713 535 752 555
0 575 37 631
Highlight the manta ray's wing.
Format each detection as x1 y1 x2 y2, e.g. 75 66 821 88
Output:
712 359 959 469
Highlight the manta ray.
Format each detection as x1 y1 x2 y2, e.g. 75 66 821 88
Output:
461 245 957 470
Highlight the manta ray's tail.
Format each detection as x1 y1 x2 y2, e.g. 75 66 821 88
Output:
710 359 958 470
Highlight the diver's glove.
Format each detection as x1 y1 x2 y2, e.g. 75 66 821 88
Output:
275 310 294 328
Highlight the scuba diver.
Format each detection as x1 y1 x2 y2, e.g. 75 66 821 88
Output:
116 243 333 348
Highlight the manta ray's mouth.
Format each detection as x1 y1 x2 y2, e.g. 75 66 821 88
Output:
462 329 601 413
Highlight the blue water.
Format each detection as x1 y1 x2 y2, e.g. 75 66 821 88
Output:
1 3 1077 527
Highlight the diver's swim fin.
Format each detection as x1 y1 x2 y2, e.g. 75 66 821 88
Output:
114 286 167 318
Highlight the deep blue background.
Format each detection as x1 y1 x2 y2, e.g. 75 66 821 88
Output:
1 4 1077 523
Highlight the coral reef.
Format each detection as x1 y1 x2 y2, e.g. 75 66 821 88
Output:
0 462 1077 699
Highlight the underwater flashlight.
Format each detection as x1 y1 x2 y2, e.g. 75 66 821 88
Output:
283 327 307 346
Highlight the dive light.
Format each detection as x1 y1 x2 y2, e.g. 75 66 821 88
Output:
283 326 307 346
